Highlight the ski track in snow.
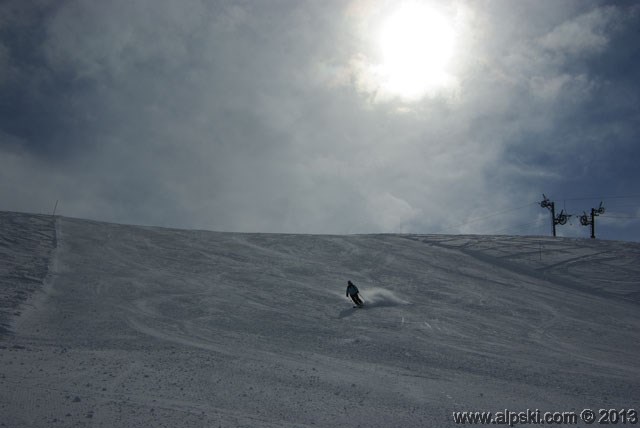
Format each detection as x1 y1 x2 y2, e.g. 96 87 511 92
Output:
0 212 57 336
1 213 639 427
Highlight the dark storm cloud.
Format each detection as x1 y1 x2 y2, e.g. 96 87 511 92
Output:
494 3 640 206
1 0 639 239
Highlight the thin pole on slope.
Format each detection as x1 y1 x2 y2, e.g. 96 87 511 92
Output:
52 200 58 217
539 243 542 261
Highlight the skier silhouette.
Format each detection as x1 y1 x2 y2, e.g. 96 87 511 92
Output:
346 280 364 307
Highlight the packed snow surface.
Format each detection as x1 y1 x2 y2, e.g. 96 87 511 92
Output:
1 212 639 427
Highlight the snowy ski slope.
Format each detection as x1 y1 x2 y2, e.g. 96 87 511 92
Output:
1 211 639 427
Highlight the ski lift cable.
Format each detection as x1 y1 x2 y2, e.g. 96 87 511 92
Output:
561 194 640 201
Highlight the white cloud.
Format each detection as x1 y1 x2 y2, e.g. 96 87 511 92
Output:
538 6 621 56
529 73 595 102
365 191 421 232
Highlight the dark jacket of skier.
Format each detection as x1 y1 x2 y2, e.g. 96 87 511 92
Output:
346 281 359 297
346 281 363 306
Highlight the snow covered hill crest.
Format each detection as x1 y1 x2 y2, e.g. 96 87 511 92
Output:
1 211 639 427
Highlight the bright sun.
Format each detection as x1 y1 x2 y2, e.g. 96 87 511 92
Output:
377 2 456 100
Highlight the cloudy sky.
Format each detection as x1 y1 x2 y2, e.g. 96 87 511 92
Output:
1 0 639 240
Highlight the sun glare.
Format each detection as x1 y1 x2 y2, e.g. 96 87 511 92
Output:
377 2 456 100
